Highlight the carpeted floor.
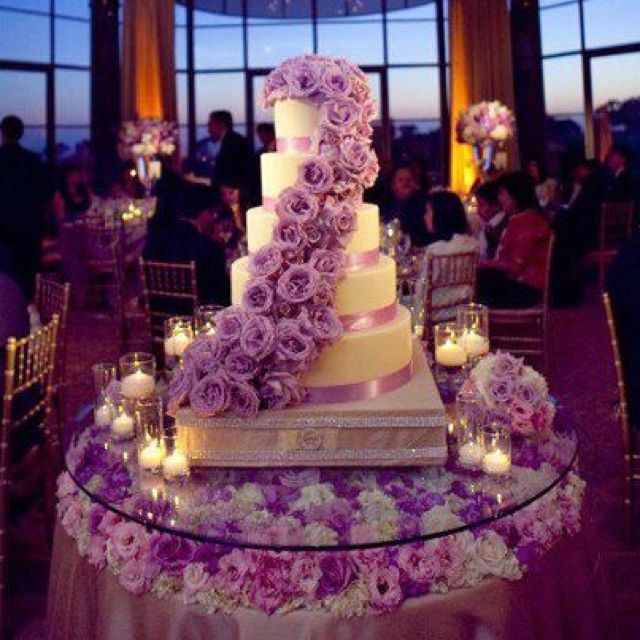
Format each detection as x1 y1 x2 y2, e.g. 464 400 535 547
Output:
8 286 640 638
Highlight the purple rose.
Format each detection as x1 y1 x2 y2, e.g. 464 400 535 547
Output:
308 306 343 342
275 186 319 223
361 99 377 124
321 98 360 130
316 554 355 597
321 64 352 97
229 380 260 417
313 279 337 307
490 353 523 378
168 364 196 411
302 221 332 249
318 127 343 161
298 157 334 194
340 136 370 174
259 371 305 410
285 59 320 96
183 335 227 378
242 277 275 314
362 153 379 188
224 350 258 380
323 204 357 238
308 249 347 280
487 376 515 404
249 245 283 279
517 381 541 405
276 319 315 364
189 372 231 416
239 314 277 360
214 307 247 345
276 264 321 304
149 532 196 573
273 216 306 253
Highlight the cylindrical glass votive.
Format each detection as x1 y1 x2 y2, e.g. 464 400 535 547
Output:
119 352 156 400
481 422 512 477
137 437 166 473
164 317 194 368
457 303 490 360
110 403 136 441
455 386 486 469
92 362 117 397
195 304 224 336
434 322 467 368
161 434 190 481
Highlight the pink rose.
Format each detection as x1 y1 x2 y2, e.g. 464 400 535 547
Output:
397 544 439 585
507 397 535 435
109 521 149 563
86 535 107 569
368 566 402 612
291 555 322 596
183 562 211 596
60 500 83 538
248 564 287 614
118 559 148 596
214 549 253 595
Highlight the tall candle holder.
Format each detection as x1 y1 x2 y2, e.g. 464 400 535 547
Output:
455 386 485 469
164 317 194 370
119 352 156 400
161 434 190 481
434 323 467 368
481 422 512 477
195 304 224 336
110 402 136 442
457 303 490 362
92 363 117 427
135 396 166 473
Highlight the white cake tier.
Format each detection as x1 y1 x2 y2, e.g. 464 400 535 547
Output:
246 203 380 257
274 99 319 140
260 151 309 204
232 253 396 318
302 305 413 388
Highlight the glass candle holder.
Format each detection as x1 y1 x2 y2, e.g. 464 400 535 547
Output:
457 303 490 361
110 403 136 441
455 386 486 468
195 304 224 336
161 435 190 481
135 396 164 441
164 317 194 368
119 352 156 400
481 422 512 477
94 396 115 428
137 437 166 473
92 362 117 397
434 322 467 368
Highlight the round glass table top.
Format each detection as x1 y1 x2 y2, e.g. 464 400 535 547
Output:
64 406 578 551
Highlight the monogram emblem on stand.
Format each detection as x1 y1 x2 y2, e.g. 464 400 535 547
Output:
297 428 323 451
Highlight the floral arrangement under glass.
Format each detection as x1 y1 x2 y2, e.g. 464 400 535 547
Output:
455 100 515 148
168 54 379 418
118 118 178 159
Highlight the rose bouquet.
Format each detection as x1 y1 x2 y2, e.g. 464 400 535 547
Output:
455 100 515 147
461 353 555 437
118 118 178 159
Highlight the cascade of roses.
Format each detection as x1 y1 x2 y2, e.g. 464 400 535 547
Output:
169 54 379 417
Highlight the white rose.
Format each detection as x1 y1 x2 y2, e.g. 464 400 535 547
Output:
232 483 263 514
303 523 338 545
421 504 464 535
294 483 336 509
471 530 521 579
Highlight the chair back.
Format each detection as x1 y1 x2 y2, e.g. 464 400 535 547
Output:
600 200 634 252
139 259 199 351
0 317 59 637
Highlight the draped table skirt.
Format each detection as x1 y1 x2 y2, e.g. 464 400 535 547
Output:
46 523 614 640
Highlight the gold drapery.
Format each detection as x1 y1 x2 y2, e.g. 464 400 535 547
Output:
122 0 176 122
448 0 519 193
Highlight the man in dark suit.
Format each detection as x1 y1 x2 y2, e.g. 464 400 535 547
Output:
606 145 634 203
194 110 251 189
143 184 230 307
0 115 48 299
476 180 508 260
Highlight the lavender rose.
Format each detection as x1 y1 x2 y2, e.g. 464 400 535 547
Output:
183 335 227 378
189 372 231 416
320 64 352 97
229 380 260 417
276 319 316 363
487 376 515 405
321 98 360 131
298 157 334 194
316 554 355 597
273 217 306 252
313 279 337 307
242 277 275 314
308 249 347 280
309 306 343 342
302 221 332 249
214 307 247 345
285 59 321 96
277 264 321 304
240 314 276 360
249 245 283 279
260 371 305 410
490 353 523 379
323 204 357 238
149 532 196 573
224 350 258 380
340 136 370 174
275 186 319 223
168 364 196 412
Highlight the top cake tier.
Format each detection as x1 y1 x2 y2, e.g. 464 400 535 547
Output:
274 99 319 144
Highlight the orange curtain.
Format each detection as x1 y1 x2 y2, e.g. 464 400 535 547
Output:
449 0 519 193
122 0 176 122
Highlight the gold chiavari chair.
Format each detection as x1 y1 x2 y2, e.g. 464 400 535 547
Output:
585 201 634 290
603 292 638 539
0 317 59 638
422 250 479 343
34 275 70 424
489 234 555 375
139 259 199 364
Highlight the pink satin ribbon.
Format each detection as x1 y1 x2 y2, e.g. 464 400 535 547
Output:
305 361 413 405
339 302 397 332
346 248 380 269
262 196 277 211
276 136 313 153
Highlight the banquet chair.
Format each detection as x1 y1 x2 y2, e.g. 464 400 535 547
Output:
0 316 59 638
139 259 198 366
603 292 638 539
422 250 479 343
34 275 70 426
585 201 634 290
488 234 555 375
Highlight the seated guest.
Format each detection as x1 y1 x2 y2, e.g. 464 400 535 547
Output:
420 191 479 321
52 164 92 228
605 145 634 203
607 230 640 430
143 184 230 306
475 180 507 260
525 159 559 212
477 172 552 308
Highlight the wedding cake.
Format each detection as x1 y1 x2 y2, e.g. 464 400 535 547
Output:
171 54 446 466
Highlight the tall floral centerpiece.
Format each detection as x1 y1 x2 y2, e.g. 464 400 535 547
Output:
119 119 178 195
456 101 515 180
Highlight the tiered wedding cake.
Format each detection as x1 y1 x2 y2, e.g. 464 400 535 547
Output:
171 54 446 466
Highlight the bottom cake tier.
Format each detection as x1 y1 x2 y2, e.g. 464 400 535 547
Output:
175 340 447 467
